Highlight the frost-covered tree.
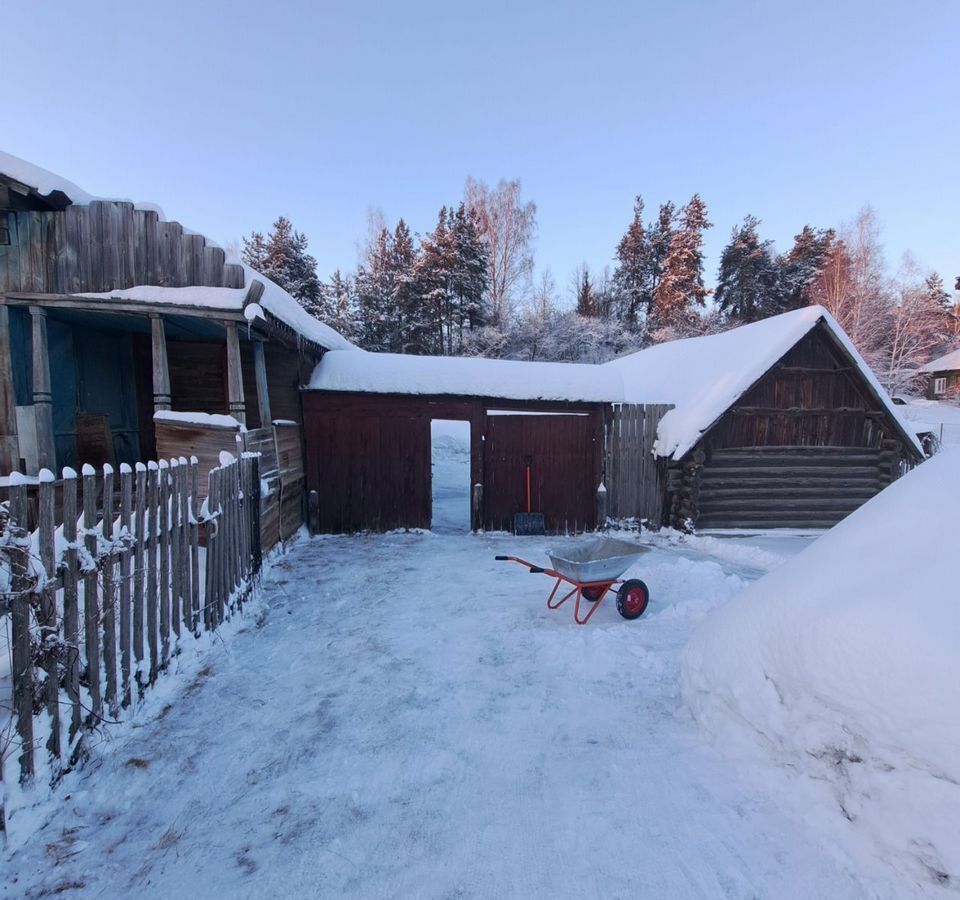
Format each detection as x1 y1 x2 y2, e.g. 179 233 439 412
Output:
354 225 396 352
464 177 536 325
242 216 322 314
574 264 598 317
715 215 780 323
650 194 711 337
777 225 836 312
320 269 361 341
612 196 649 328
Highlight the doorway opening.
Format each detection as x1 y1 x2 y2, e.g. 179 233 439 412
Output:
430 419 472 533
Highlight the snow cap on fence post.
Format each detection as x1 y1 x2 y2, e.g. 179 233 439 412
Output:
120 463 132 474
219 450 236 467
38 468 55 483
81 463 96 477
62 466 77 480
135 461 147 473
102 463 113 476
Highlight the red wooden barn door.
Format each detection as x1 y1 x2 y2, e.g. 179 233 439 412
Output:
482 411 600 533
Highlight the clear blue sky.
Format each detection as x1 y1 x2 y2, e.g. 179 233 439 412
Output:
6 0 958 298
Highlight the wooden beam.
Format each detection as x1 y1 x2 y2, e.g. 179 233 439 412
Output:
243 279 265 309
29 306 56 471
0 303 20 472
1 293 250 323
225 321 246 425
252 339 271 426
150 314 172 412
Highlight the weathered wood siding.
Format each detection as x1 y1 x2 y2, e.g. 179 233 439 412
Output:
482 412 602 533
603 404 673 525
302 392 603 534
0 201 243 294
671 323 915 530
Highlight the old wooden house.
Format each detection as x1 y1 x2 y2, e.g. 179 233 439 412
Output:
922 348 960 401
0 152 353 546
303 307 924 533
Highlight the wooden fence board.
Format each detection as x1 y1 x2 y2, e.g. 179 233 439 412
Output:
604 404 673 526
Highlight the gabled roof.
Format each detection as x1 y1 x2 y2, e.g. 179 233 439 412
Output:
606 306 923 459
0 150 354 352
922 347 960 374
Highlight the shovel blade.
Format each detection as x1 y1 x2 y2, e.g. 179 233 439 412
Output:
513 512 546 536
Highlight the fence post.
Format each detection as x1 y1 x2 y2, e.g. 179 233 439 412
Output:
102 464 118 719
61 468 82 742
158 459 170 667
189 457 200 635
146 461 159 682
251 455 262 575
204 467 219 630
133 463 147 689
179 457 191 634
169 459 181 642
8 481 35 781
37 469 62 762
82 464 102 723
119 464 133 708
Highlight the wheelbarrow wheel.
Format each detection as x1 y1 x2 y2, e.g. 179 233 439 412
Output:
616 579 649 620
582 586 605 602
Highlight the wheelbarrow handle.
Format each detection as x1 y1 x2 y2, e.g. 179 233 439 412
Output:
529 567 545 574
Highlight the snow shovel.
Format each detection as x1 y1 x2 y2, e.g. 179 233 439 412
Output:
513 456 545 535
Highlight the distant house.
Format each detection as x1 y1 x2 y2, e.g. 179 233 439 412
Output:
922 348 960 401
0 152 354 545
302 306 924 533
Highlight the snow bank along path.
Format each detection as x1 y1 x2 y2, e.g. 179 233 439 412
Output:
683 450 960 893
5 533 876 899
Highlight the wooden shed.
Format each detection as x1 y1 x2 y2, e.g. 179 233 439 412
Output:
302 353 622 533
608 307 926 530
0 152 353 547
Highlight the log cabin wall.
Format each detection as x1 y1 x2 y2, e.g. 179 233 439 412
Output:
669 323 916 530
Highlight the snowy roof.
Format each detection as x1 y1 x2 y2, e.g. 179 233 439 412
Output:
0 150 354 352
922 347 960 373
308 351 623 403
606 306 923 459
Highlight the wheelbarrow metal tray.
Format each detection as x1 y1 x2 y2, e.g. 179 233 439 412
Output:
546 537 650 584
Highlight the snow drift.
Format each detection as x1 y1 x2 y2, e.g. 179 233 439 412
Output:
682 451 960 888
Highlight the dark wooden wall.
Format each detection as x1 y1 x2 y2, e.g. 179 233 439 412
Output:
0 201 244 295
669 323 916 530
302 392 603 534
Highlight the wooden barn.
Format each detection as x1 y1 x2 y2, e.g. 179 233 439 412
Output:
303 307 924 534
922 348 960 401
607 307 926 530
0 152 353 546
303 355 621 533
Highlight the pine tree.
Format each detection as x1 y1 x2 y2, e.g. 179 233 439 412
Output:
715 215 780 322
391 219 420 353
242 216 322 314
650 194 711 336
576 265 597 317
612 197 648 329
777 225 836 312
321 269 360 340
354 226 395 351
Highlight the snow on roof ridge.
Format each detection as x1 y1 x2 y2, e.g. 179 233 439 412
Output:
0 149 166 218
308 349 623 403
922 346 960 373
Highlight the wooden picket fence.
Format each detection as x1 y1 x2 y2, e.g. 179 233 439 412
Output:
0 450 261 803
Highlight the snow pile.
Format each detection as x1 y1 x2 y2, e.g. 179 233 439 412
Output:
607 306 922 459
154 410 246 430
309 349 624 403
899 398 960 448
682 451 960 887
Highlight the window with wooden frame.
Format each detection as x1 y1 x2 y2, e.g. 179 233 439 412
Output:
933 376 947 395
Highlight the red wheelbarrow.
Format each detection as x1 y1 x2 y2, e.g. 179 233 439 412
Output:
496 537 652 625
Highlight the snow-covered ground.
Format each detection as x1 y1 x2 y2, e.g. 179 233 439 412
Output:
899 398 960 447
683 451 960 896
4 528 901 899
431 419 472 534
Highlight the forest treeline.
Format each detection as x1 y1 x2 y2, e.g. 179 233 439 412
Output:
242 179 959 393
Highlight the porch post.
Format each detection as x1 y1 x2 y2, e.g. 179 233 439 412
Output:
224 321 246 425
150 314 171 412
0 303 20 472
252 339 271 427
29 306 56 471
